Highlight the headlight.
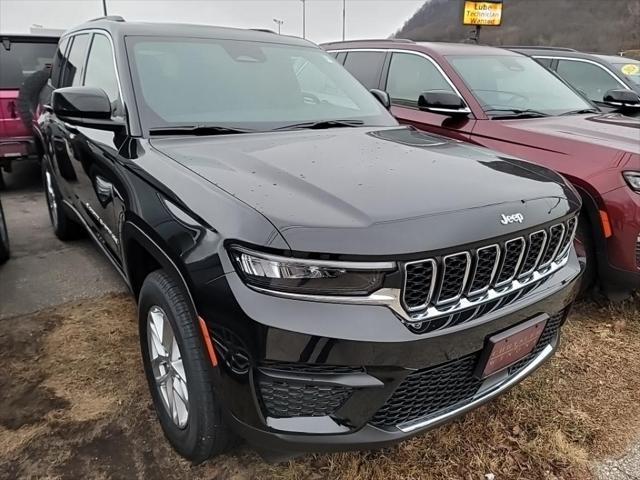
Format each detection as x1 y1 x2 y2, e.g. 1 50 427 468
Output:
229 245 396 296
623 171 640 192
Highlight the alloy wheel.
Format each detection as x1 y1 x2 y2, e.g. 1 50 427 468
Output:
147 306 190 428
45 170 58 229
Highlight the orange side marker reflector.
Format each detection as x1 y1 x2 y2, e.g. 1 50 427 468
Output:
599 210 613 239
198 316 218 367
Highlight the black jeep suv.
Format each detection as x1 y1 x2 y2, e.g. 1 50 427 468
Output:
37 17 582 462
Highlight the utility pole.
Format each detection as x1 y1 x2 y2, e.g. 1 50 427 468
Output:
301 0 306 39
342 0 346 41
273 18 284 35
102 0 108 16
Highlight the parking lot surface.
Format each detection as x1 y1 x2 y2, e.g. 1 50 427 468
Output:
0 161 126 320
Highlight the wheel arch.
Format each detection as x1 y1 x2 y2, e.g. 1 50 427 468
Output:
121 220 198 318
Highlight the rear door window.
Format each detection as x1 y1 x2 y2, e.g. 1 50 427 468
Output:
556 59 625 102
342 51 385 90
60 34 90 88
0 39 57 89
84 34 121 114
386 52 455 107
51 37 70 88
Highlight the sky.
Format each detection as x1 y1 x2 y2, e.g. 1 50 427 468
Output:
0 0 426 44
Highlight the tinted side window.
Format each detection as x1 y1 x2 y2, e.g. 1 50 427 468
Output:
51 37 70 88
84 34 121 112
343 51 385 90
556 59 622 102
60 34 90 88
386 52 455 107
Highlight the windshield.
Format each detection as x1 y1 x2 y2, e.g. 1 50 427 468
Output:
611 61 640 86
0 40 57 89
447 54 593 117
126 36 396 132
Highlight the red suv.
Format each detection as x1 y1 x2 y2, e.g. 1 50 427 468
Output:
324 40 640 296
0 34 58 187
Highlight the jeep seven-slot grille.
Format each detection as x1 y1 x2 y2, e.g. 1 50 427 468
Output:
370 310 566 428
402 217 577 313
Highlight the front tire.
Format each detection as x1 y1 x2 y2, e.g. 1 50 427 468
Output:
574 212 596 294
42 162 83 241
0 200 10 263
138 270 233 463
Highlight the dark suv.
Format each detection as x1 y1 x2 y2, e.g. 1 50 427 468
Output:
37 18 582 462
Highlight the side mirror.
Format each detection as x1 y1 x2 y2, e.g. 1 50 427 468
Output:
418 91 470 116
370 89 391 110
603 89 640 108
52 87 124 130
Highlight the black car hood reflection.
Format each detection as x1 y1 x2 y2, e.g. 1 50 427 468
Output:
151 127 577 255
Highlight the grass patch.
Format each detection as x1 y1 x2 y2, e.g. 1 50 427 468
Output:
0 294 638 479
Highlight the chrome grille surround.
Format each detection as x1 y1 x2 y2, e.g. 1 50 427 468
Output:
494 237 526 288
539 224 565 269
518 230 548 279
402 259 437 312
436 252 472 305
467 245 501 297
399 216 578 325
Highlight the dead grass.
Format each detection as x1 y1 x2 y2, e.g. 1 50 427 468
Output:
0 294 638 479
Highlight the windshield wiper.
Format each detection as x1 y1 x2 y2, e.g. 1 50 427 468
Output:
486 108 550 119
149 125 253 136
273 119 365 131
560 108 599 116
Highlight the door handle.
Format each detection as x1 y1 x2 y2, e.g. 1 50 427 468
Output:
95 176 114 205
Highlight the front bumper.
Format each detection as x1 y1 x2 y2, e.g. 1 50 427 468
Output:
196 250 582 453
0 137 36 165
599 186 640 291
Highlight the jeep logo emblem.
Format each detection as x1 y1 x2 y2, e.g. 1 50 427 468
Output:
500 213 524 225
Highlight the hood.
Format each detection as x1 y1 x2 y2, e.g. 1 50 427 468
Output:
501 112 640 155
151 127 579 255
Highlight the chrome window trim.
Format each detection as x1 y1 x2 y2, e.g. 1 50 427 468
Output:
402 258 437 312
518 230 548 279
539 224 565 269
436 252 472 306
467 244 501 297
534 55 631 91
397 344 555 433
494 237 526 289
326 47 469 108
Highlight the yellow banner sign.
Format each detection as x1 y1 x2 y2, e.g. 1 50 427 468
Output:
463 1 503 26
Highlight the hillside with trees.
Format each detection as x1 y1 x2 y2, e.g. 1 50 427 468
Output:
395 0 640 54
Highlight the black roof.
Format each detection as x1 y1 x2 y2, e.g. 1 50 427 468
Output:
64 17 315 48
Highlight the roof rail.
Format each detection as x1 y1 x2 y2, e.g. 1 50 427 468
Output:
323 38 415 45
249 28 277 34
504 45 577 52
88 15 126 22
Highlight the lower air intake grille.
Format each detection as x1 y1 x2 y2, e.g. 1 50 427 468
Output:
259 379 352 418
370 310 566 428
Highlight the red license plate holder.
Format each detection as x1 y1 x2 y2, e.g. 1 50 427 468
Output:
475 314 548 379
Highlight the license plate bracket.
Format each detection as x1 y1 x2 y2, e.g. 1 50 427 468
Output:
475 314 548 379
